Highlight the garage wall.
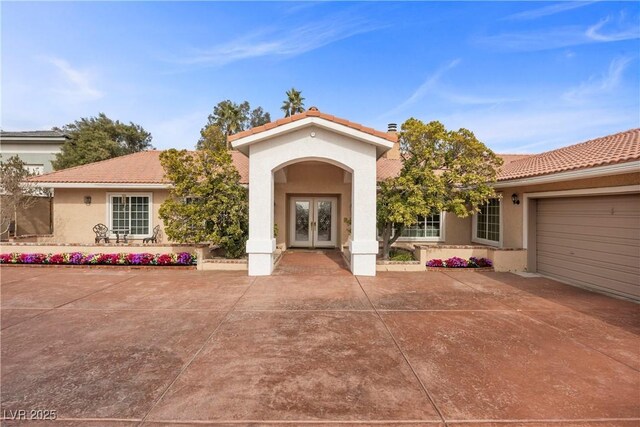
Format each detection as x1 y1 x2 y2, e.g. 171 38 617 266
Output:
501 172 640 248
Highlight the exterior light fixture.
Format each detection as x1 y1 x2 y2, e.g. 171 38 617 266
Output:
511 193 520 205
84 196 92 205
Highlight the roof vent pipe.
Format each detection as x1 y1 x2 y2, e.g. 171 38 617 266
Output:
387 123 397 132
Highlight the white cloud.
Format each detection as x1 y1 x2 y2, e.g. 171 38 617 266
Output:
44 56 103 102
175 15 382 67
504 2 596 21
563 56 632 102
382 59 461 117
475 14 640 52
443 104 635 153
586 15 640 41
381 59 520 121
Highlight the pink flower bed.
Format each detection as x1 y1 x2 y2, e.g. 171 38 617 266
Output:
427 256 492 268
0 252 195 266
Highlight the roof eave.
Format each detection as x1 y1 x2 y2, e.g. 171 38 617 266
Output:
231 117 394 157
494 160 640 188
31 182 172 189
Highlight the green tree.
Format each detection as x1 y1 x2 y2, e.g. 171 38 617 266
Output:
52 113 153 170
0 156 42 236
249 106 271 128
281 87 305 117
201 100 271 149
159 125 248 258
377 119 502 259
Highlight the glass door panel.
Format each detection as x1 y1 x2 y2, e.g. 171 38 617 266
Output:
316 201 332 242
314 198 337 247
290 198 312 247
289 197 337 248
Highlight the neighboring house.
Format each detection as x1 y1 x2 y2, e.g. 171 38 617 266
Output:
0 130 67 237
0 130 67 174
29 109 640 298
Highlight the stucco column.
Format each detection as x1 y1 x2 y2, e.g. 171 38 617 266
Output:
246 147 276 276
349 156 378 276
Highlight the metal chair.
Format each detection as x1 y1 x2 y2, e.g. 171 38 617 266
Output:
93 223 110 243
143 225 160 244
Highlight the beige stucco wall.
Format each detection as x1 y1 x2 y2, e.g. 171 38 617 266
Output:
498 172 640 249
50 188 170 244
417 245 527 272
443 212 472 245
274 161 352 248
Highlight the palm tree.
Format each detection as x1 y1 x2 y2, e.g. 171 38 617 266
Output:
211 100 244 148
281 88 305 117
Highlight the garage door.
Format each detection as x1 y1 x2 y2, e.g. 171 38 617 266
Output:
536 194 640 300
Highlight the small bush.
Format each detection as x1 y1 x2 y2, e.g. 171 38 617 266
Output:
389 249 414 261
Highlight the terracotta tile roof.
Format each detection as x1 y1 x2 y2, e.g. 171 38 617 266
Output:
228 107 398 143
497 128 640 181
29 150 251 185
376 158 403 180
499 154 535 165
374 154 534 182
30 151 169 184
231 151 248 183
30 128 638 186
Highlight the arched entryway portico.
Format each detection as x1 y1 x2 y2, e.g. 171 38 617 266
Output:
230 109 395 276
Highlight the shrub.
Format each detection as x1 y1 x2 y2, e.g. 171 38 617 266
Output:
389 249 414 261
468 256 493 268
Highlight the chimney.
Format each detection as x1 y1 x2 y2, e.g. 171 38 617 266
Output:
384 123 400 159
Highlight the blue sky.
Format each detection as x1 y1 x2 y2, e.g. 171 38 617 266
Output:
2 1 639 153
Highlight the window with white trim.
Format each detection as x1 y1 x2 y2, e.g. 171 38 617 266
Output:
109 194 151 236
398 213 442 239
475 198 500 243
25 164 44 175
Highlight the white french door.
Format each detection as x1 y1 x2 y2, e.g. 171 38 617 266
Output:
289 197 337 248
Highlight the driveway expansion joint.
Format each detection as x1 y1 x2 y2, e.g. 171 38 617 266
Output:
354 275 447 425
137 275 258 426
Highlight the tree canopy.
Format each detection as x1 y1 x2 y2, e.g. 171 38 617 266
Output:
159 125 248 258
200 100 271 149
52 113 153 170
281 88 305 117
377 119 503 259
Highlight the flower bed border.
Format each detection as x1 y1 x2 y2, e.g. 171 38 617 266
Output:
0 264 196 270
0 252 196 267
426 256 493 269
426 266 494 272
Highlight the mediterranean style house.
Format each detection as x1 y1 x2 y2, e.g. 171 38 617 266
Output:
29 109 639 299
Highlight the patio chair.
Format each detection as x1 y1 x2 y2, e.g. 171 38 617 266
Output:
93 223 110 243
143 225 160 244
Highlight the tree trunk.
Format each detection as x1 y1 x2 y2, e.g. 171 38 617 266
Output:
381 222 404 260
381 223 391 260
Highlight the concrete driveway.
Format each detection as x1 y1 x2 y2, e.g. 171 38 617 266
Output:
1 252 639 425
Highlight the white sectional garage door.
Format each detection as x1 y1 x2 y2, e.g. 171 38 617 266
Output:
536 194 640 300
